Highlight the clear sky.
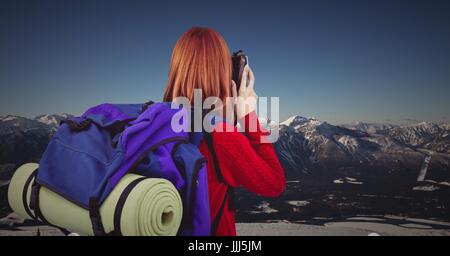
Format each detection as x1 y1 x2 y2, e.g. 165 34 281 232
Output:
1 0 450 124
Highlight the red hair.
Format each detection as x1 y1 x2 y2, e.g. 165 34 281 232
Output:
163 27 232 105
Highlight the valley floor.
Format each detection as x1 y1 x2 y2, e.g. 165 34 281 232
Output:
236 218 450 236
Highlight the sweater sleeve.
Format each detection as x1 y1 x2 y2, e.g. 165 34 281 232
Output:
211 111 286 197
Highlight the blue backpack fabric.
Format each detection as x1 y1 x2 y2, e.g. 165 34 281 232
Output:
35 101 211 236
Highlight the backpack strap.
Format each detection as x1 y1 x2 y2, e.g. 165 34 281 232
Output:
203 132 234 235
28 171 70 236
141 100 155 113
111 177 147 236
63 118 93 132
210 186 233 235
203 132 225 182
88 197 106 236
22 168 38 220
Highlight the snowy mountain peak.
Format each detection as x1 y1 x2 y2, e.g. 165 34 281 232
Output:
0 115 20 122
398 121 442 134
34 114 72 127
0 113 74 135
341 122 398 134
280 115 304 126
280 115 321 127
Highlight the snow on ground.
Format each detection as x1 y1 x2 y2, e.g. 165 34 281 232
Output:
413 185 440 191
249 201 279 214
333 177 363 185
333 179 344 184
237 219 450 236
417 154 432 181
237 222 370 236
422 179 450 187
285 201 310 207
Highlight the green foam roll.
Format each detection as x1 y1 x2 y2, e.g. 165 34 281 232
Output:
8 163 183 236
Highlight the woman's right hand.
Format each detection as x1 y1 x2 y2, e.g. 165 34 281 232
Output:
232 65 257 120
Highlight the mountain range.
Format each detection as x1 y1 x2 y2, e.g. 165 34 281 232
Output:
275 116 450 179
1 113 449 223
0 114 72 172
236 115 450 223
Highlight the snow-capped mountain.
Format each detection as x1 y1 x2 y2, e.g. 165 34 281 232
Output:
275 115 449 180
378 122 449 151
341 122 398 134
0 113 72 177
277 115 371 161
0 115 49 134
0 114 72 134
34 113 72 127
342 121 450 154
280 115 321 128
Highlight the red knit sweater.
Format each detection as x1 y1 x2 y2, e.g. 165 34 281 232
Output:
198 111 286 236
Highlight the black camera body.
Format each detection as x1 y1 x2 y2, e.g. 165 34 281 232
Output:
232 50 248 89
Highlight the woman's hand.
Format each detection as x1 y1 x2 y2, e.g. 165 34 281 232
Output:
232 65 257 120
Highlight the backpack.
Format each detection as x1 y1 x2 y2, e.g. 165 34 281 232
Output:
33 101 211 236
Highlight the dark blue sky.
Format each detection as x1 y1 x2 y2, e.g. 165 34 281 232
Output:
1 0 450 124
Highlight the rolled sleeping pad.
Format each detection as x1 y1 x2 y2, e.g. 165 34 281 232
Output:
8 163 183 236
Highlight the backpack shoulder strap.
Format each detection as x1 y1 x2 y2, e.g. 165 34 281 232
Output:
210 186 233 235
203 132 234 235
203 132 225 183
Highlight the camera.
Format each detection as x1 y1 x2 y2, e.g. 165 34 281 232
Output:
232 50 248 89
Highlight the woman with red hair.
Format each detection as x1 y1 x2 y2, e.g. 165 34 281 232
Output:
164 27 285 236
